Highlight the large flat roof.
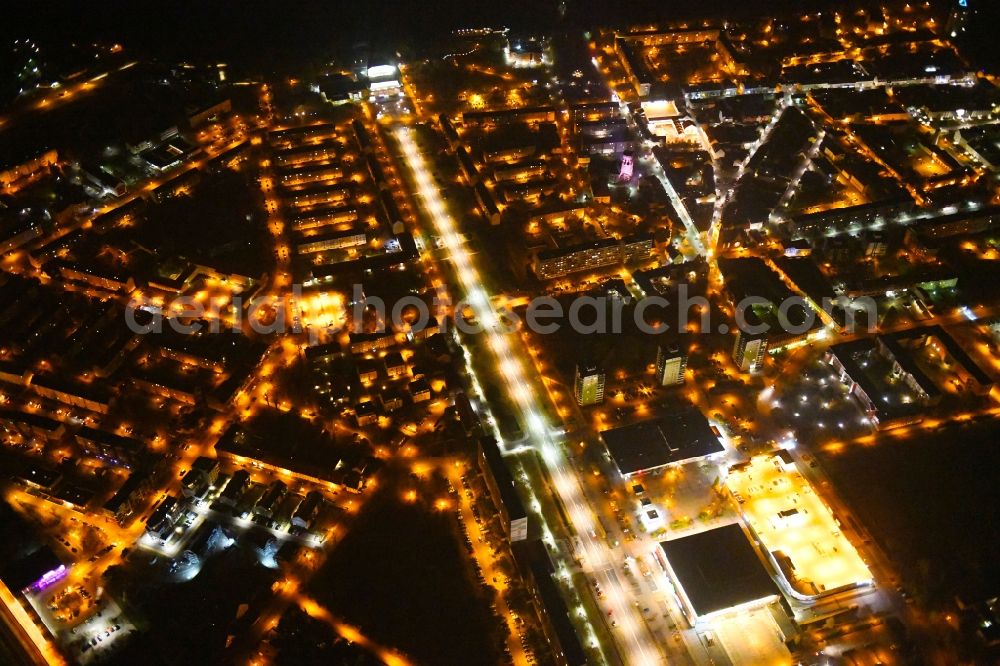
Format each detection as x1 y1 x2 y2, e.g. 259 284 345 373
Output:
727 455 871 597
660 523 778 619
478 437 527 523
601 407 723 476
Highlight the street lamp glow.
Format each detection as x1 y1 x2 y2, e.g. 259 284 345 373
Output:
395 126 659 665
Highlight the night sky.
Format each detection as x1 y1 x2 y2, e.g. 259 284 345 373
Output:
5 1 996 75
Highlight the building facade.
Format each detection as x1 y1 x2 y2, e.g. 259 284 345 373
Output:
574 364 606 406
656 344 688 386
733 329 767 373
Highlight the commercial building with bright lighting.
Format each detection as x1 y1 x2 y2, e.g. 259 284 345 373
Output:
658 523 781 625
601 407 725 478
727 454 873 600
366 64 402 98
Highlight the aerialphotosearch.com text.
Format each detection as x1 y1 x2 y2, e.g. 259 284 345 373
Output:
125 283 877 340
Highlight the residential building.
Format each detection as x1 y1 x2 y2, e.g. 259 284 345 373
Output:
574 364 606 406
733 328 768 373
477 437 528 541
656 344 688 386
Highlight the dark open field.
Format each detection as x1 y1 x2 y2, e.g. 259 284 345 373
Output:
818 418 1000 605
306 488 502 665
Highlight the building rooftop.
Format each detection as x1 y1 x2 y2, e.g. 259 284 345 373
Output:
512 540 588 666
601 407 723 477
0 546 64 593
727 455 872 597
659 523 778 619
18 465 61 489
478 437 527 523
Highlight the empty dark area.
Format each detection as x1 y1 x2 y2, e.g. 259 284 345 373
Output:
306 488 501 666
102 545 280 666
818 419 1000 606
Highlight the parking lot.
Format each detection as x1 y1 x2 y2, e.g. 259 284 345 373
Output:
713 607 791 665
62 598 135 664
727 454 871 598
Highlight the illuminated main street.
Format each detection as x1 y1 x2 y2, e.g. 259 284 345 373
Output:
394 125 665 665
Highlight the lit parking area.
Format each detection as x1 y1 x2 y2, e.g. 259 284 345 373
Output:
726 454 871 598
63 598 135 663
713 608 791 666
771 360 875 440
